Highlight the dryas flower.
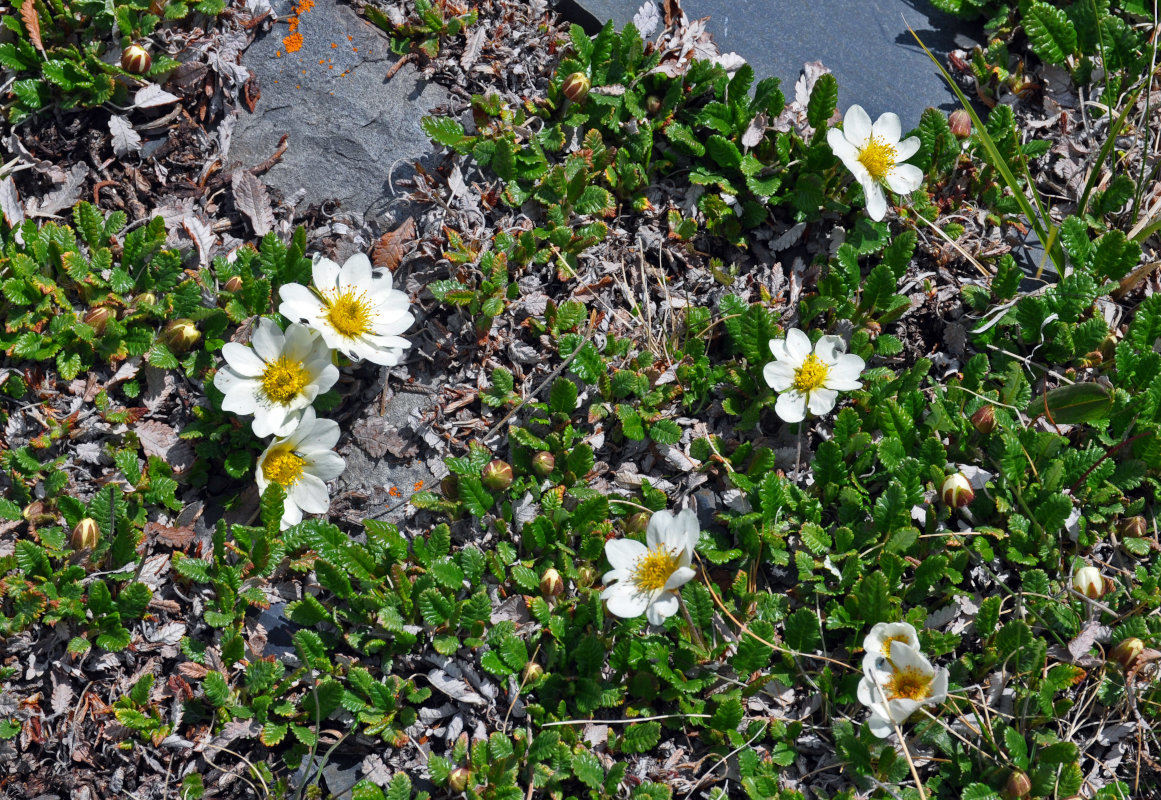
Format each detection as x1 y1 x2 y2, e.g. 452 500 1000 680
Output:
214 318 339 438
255 408 346 529
827 104 923 221
601 509 700 625
862 622 921 675
279 252 414 366
857 642 948 738
763 328 865 423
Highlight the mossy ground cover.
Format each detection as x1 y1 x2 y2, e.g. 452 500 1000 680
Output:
1 1 1160 799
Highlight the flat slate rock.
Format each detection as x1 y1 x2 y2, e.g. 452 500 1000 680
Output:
559 0 981 129
231 0 450 222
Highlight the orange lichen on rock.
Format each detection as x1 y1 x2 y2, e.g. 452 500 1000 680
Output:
295 0 314 12
283 31 303 53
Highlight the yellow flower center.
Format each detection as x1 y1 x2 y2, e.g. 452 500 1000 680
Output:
260 356 309 405
263 447 306 487
792 354 830 393
630 545 682 593
858 136 897 180
324 289 373 339
886 667 934 702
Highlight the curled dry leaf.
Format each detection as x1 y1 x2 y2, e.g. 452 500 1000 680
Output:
231 169 274 236
20 0 44 53
109 115 143 158
0 176 23 228
370 217 417 271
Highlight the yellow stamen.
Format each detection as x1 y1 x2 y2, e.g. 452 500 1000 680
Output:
858 136 897 180
324 289 372 338
260 356 309 405
886 667 933 701
263 447 306 487
792 354 830 393
630 545 682 593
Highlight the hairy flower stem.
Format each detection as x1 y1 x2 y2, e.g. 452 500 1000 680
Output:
678 595 707 650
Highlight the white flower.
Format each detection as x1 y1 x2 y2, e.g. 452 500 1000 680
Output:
279 253 414 366
827 104 924 221
857 642 948 738
214 318 339 438
763 328 865 423
601 509 700 625
255 408 346 529
861 621 921 676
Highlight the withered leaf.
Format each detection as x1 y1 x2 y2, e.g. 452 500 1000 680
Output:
352 415 418 459
108 115 142 157
370 217 416 272
0 176 23 228
145 521 196 549
231 169 274 236
20 0 44 53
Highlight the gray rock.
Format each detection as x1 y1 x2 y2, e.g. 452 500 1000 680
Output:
560 0 981 129
231 0 450 221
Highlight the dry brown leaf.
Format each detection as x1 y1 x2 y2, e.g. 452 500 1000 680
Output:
20 0 44 54
26 163 88 218
0 176 23 228
231 169 274 236
144 521 196 549
177 662 209 679
370 217 416 272
352 415 418 458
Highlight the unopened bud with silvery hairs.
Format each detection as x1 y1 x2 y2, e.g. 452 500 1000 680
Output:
940 473 974 508
561 72 590 103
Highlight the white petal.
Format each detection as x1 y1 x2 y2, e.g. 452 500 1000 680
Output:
807 388 838 416
296 417 342 452
784 328 812 362
251 317 284 362
252 407 291 438
887 643 934 675
221 385 259 415
768 336 794 364
824 354 866 391
221 343 266 377
663 566 695 591
895 136 921 162
646 592 679 625
340 253 373 289
279 284 323 321
871 111 902 144
313 362 340 394
813 334 847 365
602 581 649 619
864 622 919 657
928 668 949 704
290 473 330 514
763 360 796 392
675 508 700 555
282 322 319 361
843 104 873 145
305 450 346 482
886 163 925 195
863 181 888 221
827 128 861 170
886 697 922 723
213 366 250 395
867 712 895 738
605 538 647 571
312 257 341 291
775 391 807 423
858 674 883 707
646 509 676 549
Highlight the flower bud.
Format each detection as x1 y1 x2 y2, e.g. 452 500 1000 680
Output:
576 565 597 588
132 292 157 310
626 511 651 534
1072 565 1105 599
448 767 470 793
440 475 459 500
645 94 662 114
481 459 514 491
540 568 564 598
1002 770 1031 800
561 72 590 103
161 319 200 353
970 405 996 434
1118 516 1146 540
121 44 152 76
1110 637 1145 671
948 109 972 138
84 306 113 334
531 451 555 478
223 275 244 292
522 661 544 683
71 518 100 550
941 473 974 508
